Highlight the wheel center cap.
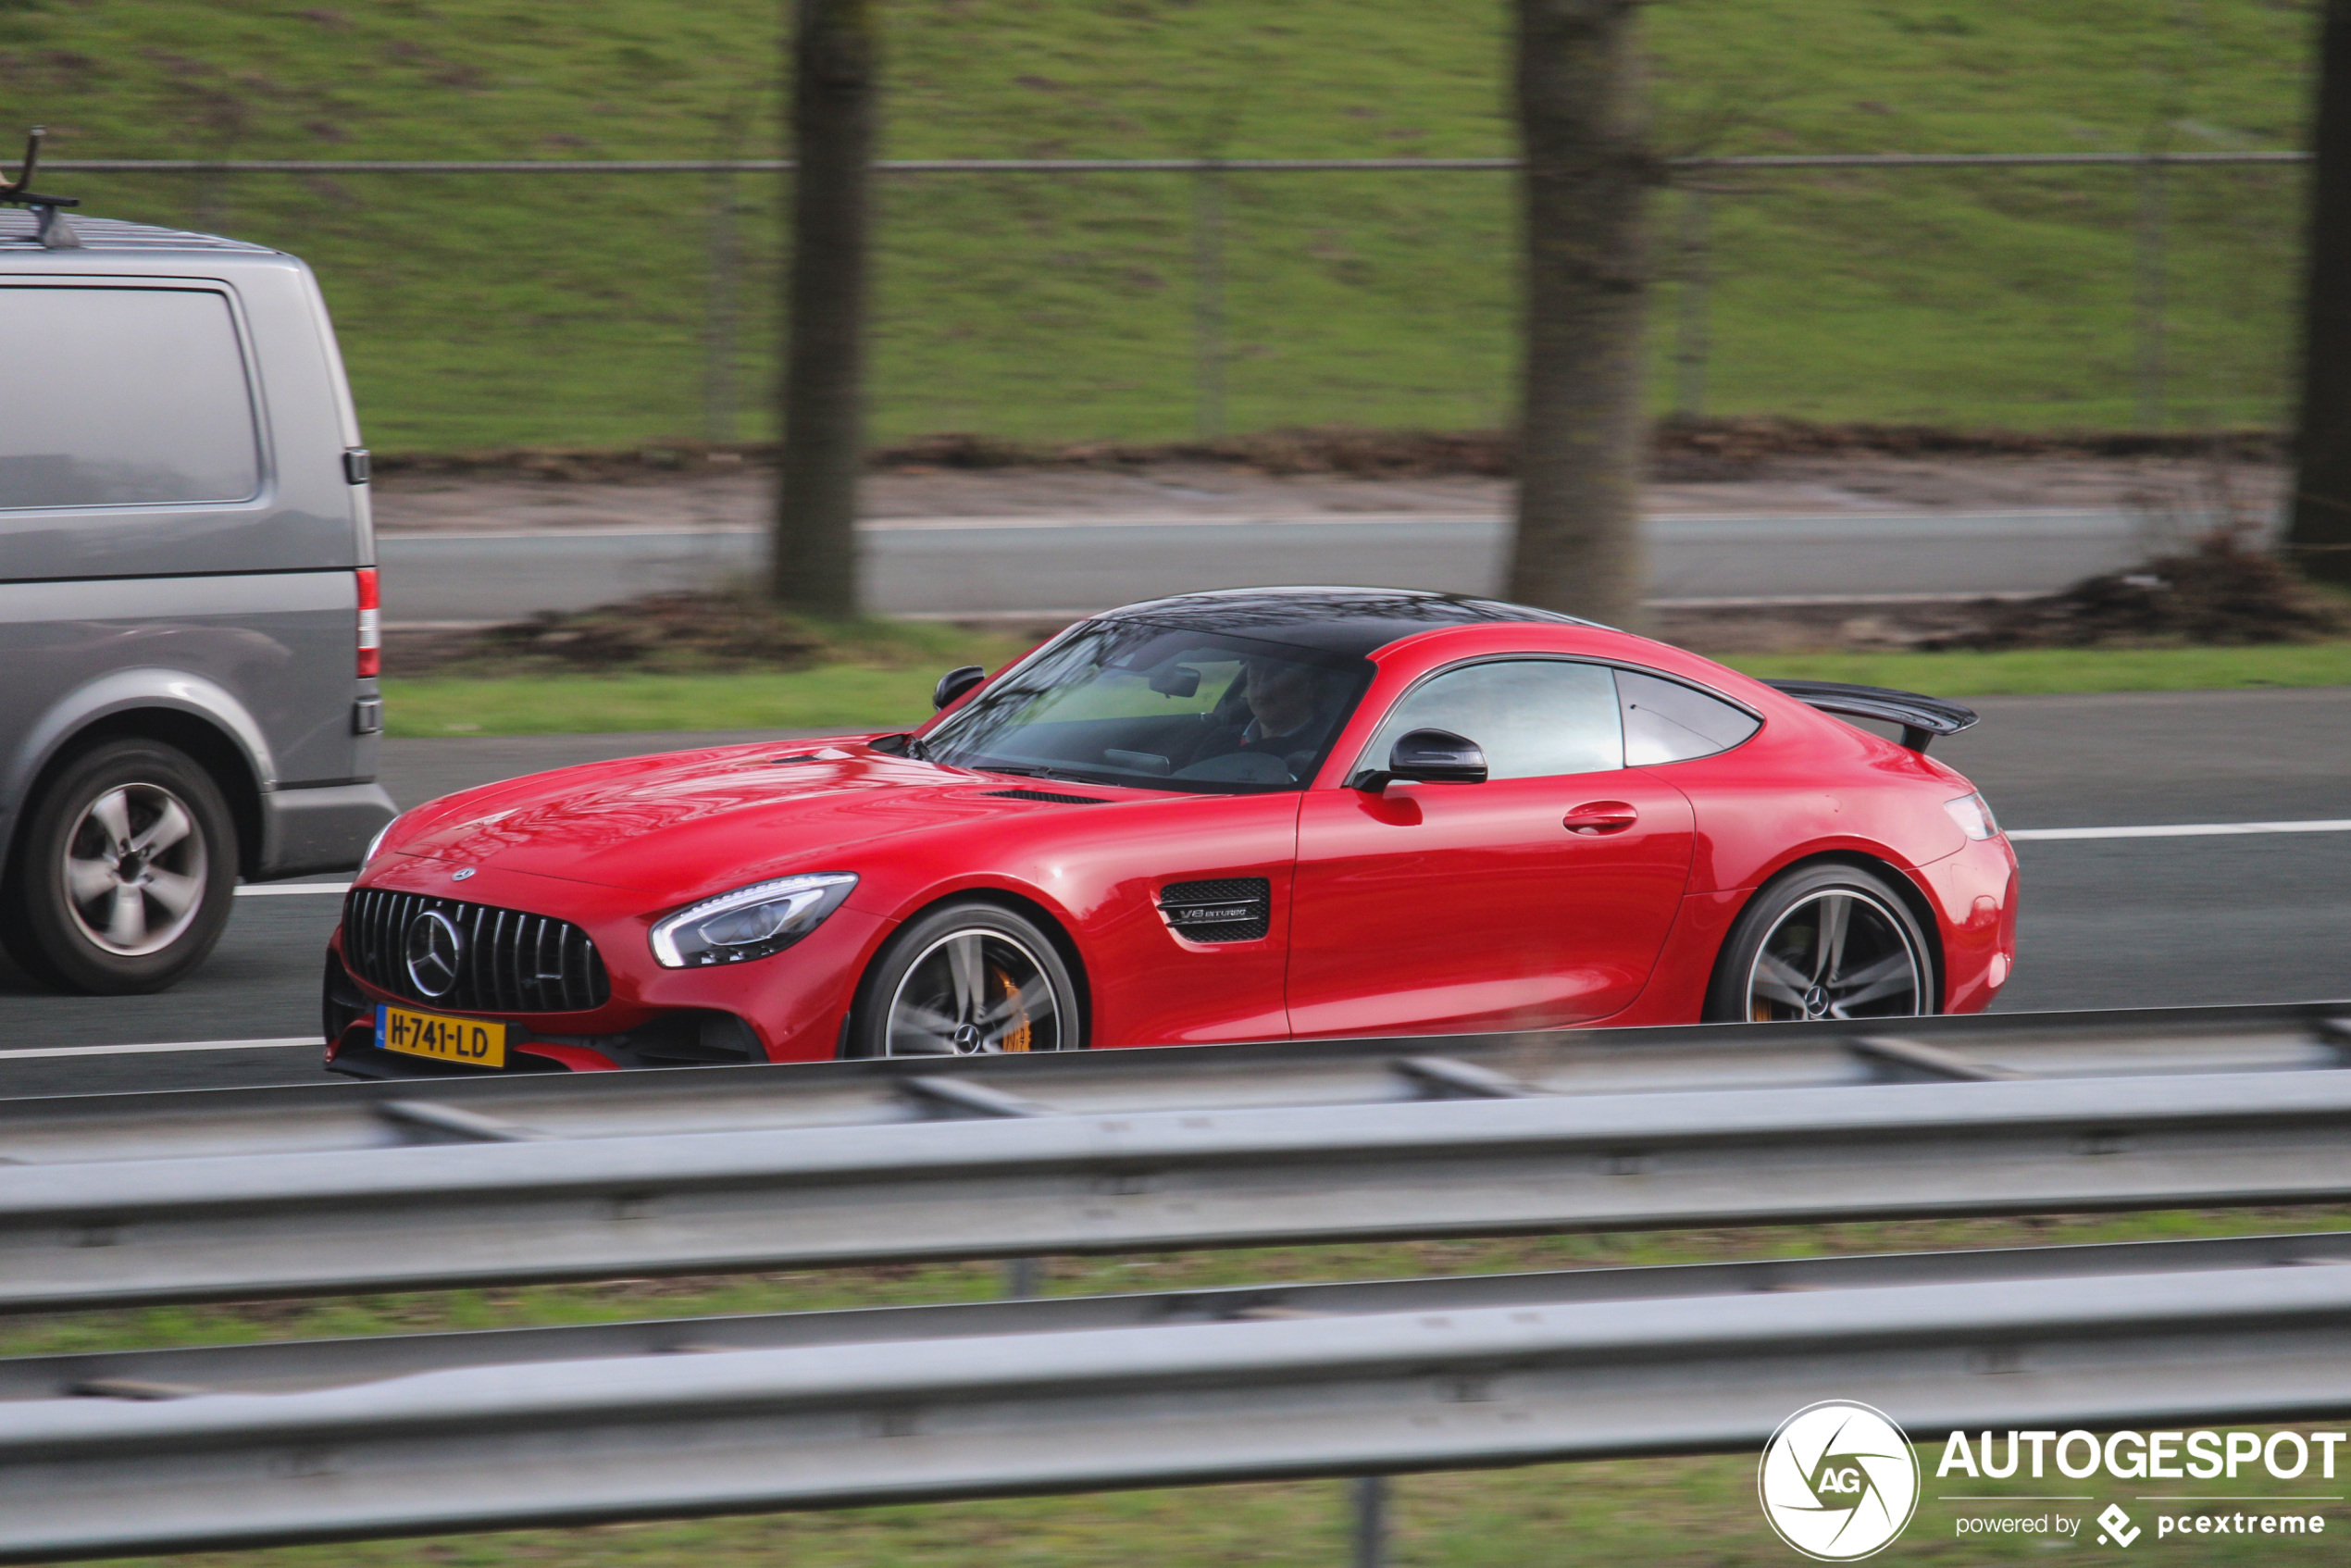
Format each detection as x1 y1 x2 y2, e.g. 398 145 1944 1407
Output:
1803 984 1832 1016
951 1023 983 1052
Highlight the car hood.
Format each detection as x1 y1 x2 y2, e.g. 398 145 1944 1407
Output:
384 740 1133 899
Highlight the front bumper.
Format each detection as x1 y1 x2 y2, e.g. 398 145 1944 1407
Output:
321 860 888 1075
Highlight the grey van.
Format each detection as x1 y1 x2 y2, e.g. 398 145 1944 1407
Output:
0 191 395 993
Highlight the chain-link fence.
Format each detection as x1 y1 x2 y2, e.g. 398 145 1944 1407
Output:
51 152 2308 454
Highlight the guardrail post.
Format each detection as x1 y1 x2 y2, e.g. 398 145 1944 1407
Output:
1673 183 1711 420
1001 1257 1042 1298
2135 151 2168 430
1350 1476 1389 1568
1192 163 1227 441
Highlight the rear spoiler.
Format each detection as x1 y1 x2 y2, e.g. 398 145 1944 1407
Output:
1762 679 1980 753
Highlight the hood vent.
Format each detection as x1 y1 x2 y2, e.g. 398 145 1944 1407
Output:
988 789 1109 805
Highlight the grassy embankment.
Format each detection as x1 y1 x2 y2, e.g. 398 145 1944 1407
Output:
3 0 2314 450
380 641 2351 737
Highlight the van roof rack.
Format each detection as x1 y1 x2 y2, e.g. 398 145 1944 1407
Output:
2 126 81 249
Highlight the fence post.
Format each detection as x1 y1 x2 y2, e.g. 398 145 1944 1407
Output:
704 164 742 443
1673 184 1711 420
2135 152 2167 430
192 170 228 236
1350 1476 1388 1568
1192 164 1227 441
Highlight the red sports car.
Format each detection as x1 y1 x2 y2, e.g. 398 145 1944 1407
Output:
324 588 2019 1076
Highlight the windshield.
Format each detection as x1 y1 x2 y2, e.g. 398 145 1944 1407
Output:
918 621 1373 793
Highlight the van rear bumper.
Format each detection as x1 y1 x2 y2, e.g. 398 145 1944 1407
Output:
261 779 397 878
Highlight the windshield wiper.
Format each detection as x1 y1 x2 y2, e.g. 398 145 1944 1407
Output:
972 761 1107 784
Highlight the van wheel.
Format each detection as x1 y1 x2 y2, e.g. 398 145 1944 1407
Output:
1 740 239 994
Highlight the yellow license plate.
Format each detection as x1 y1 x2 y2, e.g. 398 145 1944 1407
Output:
377 1003 508 1068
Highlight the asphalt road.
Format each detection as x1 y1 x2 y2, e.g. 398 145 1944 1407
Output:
376 509 2150 623
2 689 2344 1096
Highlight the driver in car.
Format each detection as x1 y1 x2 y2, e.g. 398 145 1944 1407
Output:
1192 659 1342 777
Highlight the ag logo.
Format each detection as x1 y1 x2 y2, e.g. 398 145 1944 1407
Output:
1758 1400 1921 1561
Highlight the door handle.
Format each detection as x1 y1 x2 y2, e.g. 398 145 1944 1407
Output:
1564 802 1638 835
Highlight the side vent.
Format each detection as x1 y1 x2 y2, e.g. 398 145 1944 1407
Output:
988 789 1110 805
1159 877 1272 943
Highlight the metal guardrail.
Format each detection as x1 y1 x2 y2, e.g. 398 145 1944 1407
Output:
6 1229 2349 1562
3 1004 2346 1311
10 1001 2345 1162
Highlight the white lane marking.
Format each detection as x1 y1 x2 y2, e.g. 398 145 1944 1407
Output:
236 882 351 897
2009 819 2351 841
0 1037 316 1061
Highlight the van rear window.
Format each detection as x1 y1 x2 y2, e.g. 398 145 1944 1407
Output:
0 287 261 509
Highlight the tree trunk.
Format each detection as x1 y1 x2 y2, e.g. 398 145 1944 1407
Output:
1507 0 1651 628
2291 0 2351 587
773 0 878 616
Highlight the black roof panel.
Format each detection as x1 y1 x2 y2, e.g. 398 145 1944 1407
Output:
1097 586 1600 657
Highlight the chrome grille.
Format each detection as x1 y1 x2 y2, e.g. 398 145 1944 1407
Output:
342 888 610 1014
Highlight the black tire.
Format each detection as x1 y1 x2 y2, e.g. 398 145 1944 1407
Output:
844 902 1083 1059
1703 862 1934 1025
0 739 239 995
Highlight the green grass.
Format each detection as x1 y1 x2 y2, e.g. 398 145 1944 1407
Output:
5 1 2315 451
25 1208 2351 1567
380 641 2351 737
382 665 941 737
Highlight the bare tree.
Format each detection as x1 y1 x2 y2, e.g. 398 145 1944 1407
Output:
2290 0 2351 587
773 0 878 616
1507 0 1652 628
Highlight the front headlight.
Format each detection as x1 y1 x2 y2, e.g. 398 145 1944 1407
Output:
649 873 859 968
1943 791 2000 841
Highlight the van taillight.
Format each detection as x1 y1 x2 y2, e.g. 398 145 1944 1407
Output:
356 567 380 678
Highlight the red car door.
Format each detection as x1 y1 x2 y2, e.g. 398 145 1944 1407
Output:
1287 658 1696 1038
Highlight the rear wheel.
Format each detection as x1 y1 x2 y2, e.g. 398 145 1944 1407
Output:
845 902 1081 1058
1704 864 1933 1024
1 739 239 994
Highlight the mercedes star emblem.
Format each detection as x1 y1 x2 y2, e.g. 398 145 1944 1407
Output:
404 909 465 998
452 867 477 881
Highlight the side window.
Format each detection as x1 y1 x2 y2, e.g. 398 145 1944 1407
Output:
0 287 261 509
1364 659 1623 781
1616 668 1760 765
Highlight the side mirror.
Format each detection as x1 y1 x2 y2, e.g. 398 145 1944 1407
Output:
1149 664 1202 699
1355 728 1488 790
932 665 987 711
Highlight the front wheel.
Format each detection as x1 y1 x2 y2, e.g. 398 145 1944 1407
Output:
844 902 1083 1058
1703 864 1934 1024
0 739 239 994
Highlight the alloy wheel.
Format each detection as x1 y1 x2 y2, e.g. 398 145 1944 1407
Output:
1743 889 1923 1023
883 927 1065 1055
62 782 210 957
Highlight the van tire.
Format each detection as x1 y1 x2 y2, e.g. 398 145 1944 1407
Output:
1 740 240 994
